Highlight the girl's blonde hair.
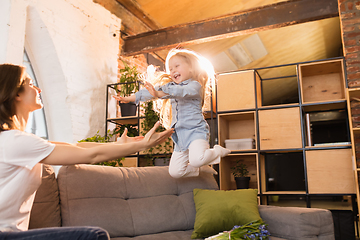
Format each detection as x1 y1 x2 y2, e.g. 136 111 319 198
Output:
144 48 215 129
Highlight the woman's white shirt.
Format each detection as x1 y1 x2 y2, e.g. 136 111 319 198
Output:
0 130 55 232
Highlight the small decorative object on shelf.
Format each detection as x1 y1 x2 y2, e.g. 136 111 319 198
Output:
231 160 250 189
117 61 140 117
225 138 255 150
205 219 270 240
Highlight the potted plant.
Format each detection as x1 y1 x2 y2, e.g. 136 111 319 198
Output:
231 160 251 189
117 61 140 116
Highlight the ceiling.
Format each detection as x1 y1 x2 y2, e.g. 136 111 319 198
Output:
98 0 343 104
117 0 342 72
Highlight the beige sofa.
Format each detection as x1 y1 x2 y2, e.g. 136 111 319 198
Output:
29 164 335 239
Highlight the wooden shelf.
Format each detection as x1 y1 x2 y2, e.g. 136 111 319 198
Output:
299 59 346 104
262 191 306 195
347 87 360 216
302 101 346 112
258 103 299 110
305 144 352 149
348 87 360 99
107 117 139 125
218 111 257 150
220 153 258 190
229 149 257 153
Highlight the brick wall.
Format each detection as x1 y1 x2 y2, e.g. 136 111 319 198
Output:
118 37 148 77
338 0 360 165
339 0 360 87
118 54 148 74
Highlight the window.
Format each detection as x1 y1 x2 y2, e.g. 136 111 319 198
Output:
23 50 49 139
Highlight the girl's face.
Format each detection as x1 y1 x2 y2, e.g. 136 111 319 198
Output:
168 55 193 84
17 75 43 112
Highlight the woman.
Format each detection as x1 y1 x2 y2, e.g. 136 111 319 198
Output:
0 64 174 240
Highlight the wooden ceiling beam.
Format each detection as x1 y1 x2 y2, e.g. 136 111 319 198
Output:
122 0 339 56
93 0 150 35
114 0 162 30
94 0 163 36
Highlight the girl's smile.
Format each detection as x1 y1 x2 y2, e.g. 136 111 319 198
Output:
169 56 193 84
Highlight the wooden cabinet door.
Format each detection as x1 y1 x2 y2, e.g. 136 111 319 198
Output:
259 107 302 150
306 149 355 194
217 70 256 111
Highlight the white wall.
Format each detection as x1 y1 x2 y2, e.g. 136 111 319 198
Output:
0 0 120 143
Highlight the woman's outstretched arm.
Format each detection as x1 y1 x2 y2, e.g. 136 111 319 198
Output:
41 122 173 165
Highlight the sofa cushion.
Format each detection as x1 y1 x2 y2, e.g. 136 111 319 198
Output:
57 165 218 238
191 188 261 239
259 205 335 240
29 164 61 229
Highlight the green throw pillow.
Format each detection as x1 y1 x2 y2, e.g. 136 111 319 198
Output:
191 188 262 239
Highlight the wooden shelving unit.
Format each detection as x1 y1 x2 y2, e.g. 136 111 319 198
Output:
347 87 360 215
218 111 257 151
217 57 358 210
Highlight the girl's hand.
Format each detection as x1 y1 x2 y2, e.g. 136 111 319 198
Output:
143 121 174 148
144 82 168 98
116 128 144 144
144 81 159 98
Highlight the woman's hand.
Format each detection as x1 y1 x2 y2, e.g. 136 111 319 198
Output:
143 121 174 148
116 128 144 144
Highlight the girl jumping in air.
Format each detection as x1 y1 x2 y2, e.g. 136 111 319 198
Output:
114 49 231 178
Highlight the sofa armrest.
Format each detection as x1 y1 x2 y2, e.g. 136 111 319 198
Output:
258 205 335 240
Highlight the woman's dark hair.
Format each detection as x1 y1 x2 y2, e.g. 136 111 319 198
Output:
0 64 26 132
